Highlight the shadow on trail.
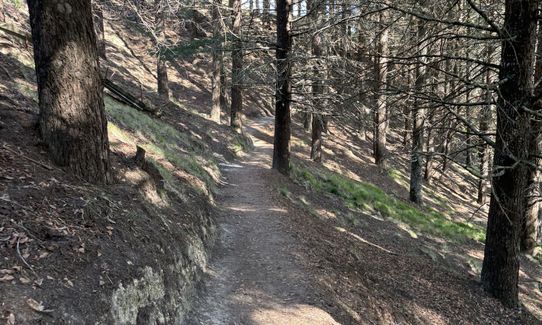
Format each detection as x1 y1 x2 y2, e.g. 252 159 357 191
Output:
186 117 345 324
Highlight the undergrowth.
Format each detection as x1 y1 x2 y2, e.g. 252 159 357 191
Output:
105 96 220 193
291 163 486 243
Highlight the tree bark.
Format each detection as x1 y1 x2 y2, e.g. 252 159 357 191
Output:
373 9 389 169
272 0 292 175
481 0 538 307
303 112 312 131
263 0 270 20
308 0 323 162
27 0 111 183
521 18 542 254
477 45 493 204
310 115 323 162
423 110 435 184
0 0 5 23
210 0 222 123
230 0 243 131
409 20 426 204
157 55 169 100
477 105 491 204
92 1 106 59
155 0 169 100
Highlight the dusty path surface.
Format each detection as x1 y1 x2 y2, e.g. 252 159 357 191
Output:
185 118 339 325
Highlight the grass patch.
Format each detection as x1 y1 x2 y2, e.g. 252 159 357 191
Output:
105 96 219 192
291 164 485 242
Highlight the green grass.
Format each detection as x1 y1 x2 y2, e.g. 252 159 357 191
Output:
105 96 219 193
291 164 486 242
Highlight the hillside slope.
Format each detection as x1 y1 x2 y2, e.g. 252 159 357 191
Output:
0 2 249 323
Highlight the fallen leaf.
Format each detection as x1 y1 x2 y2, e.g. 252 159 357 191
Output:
19 277 31 284
64 277 74 287
0 269 15 275
26 298 53 314
6 312 15 325
0 274 14 282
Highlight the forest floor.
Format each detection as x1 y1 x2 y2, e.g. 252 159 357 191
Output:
187 117 542 325
1 1 542 323
186 117 340 324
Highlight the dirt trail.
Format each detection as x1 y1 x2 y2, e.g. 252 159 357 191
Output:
186 118 339 324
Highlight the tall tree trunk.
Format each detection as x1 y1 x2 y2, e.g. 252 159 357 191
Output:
423 110 434 184
157 55 169 100
409 20 426 204
521 19 542 254
308 0 323 162
373 9 389 168
263 0 270 20
477 45 493 204
303 112 312 131
210 0 222 123
230 0 243 131
27 0 111 183
311 115 323 162
93 1 106 59
481 0 537 307
477 106 491 204
155 0 169 100
272 0 292 175
403 69 412 146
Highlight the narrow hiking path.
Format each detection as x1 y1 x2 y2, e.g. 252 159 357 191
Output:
186 118 339 325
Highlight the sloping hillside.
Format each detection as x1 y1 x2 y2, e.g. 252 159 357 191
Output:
0 1 250 323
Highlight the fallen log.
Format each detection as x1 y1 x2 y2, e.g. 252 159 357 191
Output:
103 78 160 116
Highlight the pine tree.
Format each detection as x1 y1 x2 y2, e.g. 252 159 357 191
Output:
27 0 111 183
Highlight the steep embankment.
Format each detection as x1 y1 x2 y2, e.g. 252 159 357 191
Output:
0 2 249 323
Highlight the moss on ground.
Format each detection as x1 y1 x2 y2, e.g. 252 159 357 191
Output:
291 164 486 243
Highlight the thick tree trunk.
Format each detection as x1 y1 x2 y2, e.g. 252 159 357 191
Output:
272 0 292 175
93 1 106 59
27 0 111 183
522 154 541 254
520 19 542 254
481 0 537 308
230 0 243 131
409 21 426 204
373 9 389 169
210 0 222 123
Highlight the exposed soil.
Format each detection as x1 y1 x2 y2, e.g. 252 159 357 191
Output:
187 117 542 325
186 118 340 324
